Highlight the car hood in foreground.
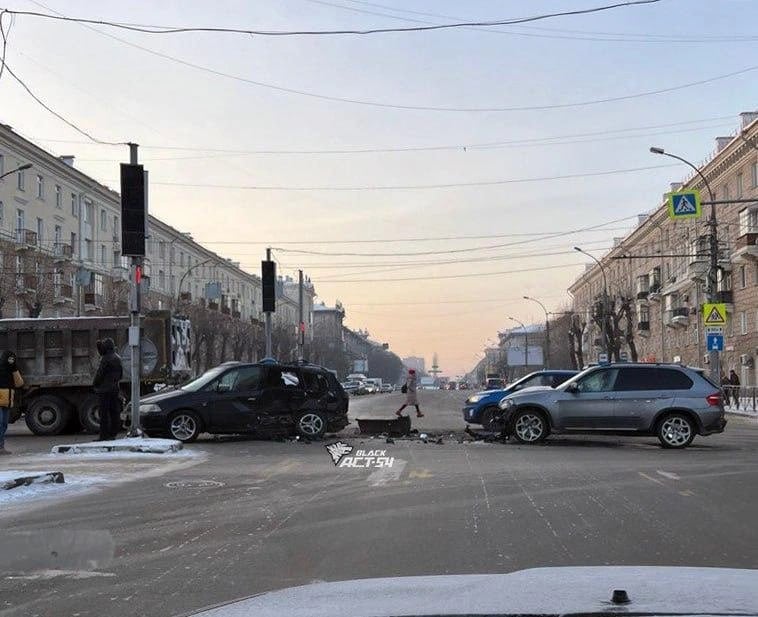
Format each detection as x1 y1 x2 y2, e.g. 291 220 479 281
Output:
188 566 758 617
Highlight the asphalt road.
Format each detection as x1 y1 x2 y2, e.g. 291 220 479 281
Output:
2 391 758 617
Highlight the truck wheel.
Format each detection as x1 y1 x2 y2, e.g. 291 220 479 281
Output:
25 395 72 436
79 395 101 434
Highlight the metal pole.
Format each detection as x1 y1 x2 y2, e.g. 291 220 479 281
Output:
574 247 609 359
650 148 719 378
655 225 665 363
265 247 273 358
127 142 142 437
297 269 304 361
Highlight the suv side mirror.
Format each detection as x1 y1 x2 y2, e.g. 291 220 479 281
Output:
565 382 579 394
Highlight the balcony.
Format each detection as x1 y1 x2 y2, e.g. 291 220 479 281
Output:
221 305 231 316
637 320 650 337
53 283 74 304
14 274 37 295
208 300 219 311
179 291 192 302
732 232 758 262
232 310 241 319
14 229 38 251
111 265 130 281
665 306 690 328
53 242 73 262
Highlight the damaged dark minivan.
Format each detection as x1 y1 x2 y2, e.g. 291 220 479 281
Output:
136 361 349 442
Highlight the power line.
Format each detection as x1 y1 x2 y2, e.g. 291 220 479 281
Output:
3 2 661 37
142 164 678 192
2 62 126 145
346 294 569 306
20 2 753 114
0 9 12 84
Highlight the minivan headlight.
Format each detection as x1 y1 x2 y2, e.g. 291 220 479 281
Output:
139 403 162 414
467 395 484 404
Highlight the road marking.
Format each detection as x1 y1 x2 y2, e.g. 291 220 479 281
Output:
408 469 432 479
656 470 680 480
638 471 665 486
367 459 406 486
679 490 695 497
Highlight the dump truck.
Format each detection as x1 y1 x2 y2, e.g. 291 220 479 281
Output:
0 311 191 435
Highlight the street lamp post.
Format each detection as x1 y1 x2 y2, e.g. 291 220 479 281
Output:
574 246 610 359
508 316 528 376
177 257 214 305
650 147 719 380
0 162 32 181
523 295 550 368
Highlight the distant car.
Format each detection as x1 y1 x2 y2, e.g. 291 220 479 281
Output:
463 370 578 430
380 383 394 393
496 363 726 448
363 382 378 394
446 382 457 391
138 361 349 442
458 382 470 390
485 377 505 390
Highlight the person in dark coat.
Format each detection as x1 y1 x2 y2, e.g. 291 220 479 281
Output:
93 338 123 441
721 372 732 406
0 350 24 455
729 369 741 409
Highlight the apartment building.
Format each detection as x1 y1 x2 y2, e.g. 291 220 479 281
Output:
0 123 275 326
568 111 758 386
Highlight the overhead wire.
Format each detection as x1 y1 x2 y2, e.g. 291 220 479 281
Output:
19 1 753 114
2 2 661 37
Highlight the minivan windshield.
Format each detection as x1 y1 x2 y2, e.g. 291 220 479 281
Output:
180 366 228 392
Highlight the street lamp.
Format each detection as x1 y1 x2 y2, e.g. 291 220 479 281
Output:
0 162 32 180
508 316 528 375
574 246 609 358
523 295 550 368
177 257 215 304
650 146 718 379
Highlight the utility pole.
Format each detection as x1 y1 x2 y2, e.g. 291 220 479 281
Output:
297 269 304 361
263 248 274 358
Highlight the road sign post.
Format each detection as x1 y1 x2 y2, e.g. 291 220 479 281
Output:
706 333 724 352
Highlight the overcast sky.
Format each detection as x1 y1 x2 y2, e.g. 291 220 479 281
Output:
2 0 757 375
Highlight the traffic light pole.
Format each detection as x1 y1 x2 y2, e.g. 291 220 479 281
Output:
298 269 304 361
127 142 143 437
265 247 273 358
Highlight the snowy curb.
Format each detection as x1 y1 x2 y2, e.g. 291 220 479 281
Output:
1 471 65 491
726 409 758 419
51 437 183 454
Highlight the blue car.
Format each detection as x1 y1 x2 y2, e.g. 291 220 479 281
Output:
462 370 578 429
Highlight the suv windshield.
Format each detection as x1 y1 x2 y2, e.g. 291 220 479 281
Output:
179 366 228 392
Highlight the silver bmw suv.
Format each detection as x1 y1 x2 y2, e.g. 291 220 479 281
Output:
496 363 726 448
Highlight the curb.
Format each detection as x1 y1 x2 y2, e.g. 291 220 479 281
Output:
726 410 758 419
52 442 183 454
2 472 65 491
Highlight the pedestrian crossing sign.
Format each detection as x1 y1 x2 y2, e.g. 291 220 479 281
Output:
702 302 727 326
667 190 701 220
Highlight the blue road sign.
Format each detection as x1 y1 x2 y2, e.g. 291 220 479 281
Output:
668 190 702 220
706 333 724 352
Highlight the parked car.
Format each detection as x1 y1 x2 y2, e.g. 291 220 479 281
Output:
446 381 457 391
458 382 470 390
496 363 726 448
380 383 394 393
137 361 349 442
463 370 578 430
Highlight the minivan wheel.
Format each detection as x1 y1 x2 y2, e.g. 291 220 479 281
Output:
169 411 202 443
511 409 549 444
657 413 695 449
295 411 327 439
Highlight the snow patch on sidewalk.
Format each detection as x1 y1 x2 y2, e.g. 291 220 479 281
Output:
0 474 106 507
51 436 184 455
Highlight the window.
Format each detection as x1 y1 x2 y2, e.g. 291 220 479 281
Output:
159 241 166 259
84 202 93 224
84 238 93 261
722 184 730 201
752 161 758 188
213 366 263 392
0 153 3 175
577 368 618 393
638 304 650 323
71 193 78 217
736 172 743 197
15 208 24 233
54 225 62 245
100 209 107 231
55 185 62 208
302 371 328 394
71 232 77 256
615 367 693 391
0 201 3 227
36 218 44 246
740 265 747 289
17 166 25 191
113 215 119 237
179 252 184 267
739 208 758 235
740 311 747 335
36 174 44 199
101 244 107 265
158 270 165 289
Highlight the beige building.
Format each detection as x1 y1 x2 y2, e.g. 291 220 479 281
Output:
568 111 758 386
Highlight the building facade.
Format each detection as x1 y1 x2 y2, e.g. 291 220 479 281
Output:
402 356 426 373
568 112 758 386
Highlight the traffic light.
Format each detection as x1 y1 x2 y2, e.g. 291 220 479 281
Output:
261 260 276 312
120 163 147 256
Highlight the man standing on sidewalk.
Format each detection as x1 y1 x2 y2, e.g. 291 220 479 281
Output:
93 338 123 441
0 350 24 455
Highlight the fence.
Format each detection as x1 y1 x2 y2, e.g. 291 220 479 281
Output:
722 385 758 414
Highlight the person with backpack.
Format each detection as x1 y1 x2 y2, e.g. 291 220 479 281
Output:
0 350 24 455
93 338 123 441
396 368 424 418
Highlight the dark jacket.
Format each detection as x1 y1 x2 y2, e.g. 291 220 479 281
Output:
729 372 741 386
0 350 18 389
93 338 123 394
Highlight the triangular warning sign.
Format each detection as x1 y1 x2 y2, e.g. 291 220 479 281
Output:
674 195 696 214
705 306 723 324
